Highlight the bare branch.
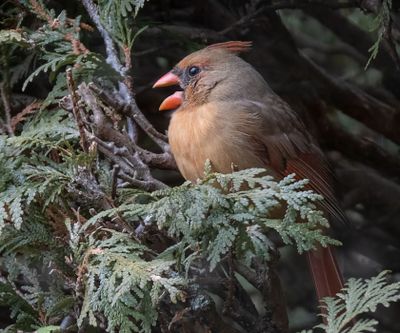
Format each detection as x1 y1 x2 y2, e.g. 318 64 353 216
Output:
58 82 173 192
0 83 14 136
111 164 120 199
66 69 89 152
305 8 400 92
87 83 169 150
81 0 125 76
218 0 360 35
81 0 170 152
91 136 168 191
118 172 167 192
293 30 366 64
0 119 7 135
383 17 400 70
304 57 400 145
318 115 400 179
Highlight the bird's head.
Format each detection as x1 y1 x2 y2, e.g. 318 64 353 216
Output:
153 41 253 111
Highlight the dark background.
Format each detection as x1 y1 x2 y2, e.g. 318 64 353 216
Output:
1 0 400 332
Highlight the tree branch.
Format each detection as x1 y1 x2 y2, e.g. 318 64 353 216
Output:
218 0 360 35
81 0 170 152
0 83 14 136
66 68 89 152
81 0 124 76
304 8 400 97
87 83 169 151
304 56 400 145
61 81 172 191
318 115 400 179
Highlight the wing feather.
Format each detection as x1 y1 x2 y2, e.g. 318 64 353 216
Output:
236 96 347 225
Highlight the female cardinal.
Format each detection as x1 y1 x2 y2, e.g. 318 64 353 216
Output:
153 41 344 303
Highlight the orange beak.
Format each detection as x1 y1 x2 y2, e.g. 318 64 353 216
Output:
153 71 180 88
153 71 183 111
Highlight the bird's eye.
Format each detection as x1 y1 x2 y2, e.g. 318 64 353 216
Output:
188 66 200 76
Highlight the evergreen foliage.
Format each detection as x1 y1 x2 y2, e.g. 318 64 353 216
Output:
365 0 393 69
0 1 399 332
299 271 400 333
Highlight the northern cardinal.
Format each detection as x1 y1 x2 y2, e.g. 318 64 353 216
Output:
153 41 345 304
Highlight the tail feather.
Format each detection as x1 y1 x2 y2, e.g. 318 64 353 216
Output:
307 245 344 301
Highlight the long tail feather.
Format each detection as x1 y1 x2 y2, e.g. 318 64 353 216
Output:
307 245 344 301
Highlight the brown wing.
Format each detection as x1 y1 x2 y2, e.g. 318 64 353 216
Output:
238 96 347 225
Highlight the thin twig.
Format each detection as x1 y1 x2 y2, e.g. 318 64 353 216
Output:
383 18 400 70
126 117 139 143
0 83 14 136
87 83 170 149
293 30 366 64
0 120 7 134
91 135 168 191
305 8 400 89
66 68 89 152
81 0 125 76
118 171 168 191
223 253 236 315
317 114 400 179
303 56 400 145
218 0 360 35
111 164 120 199
81 1 170 151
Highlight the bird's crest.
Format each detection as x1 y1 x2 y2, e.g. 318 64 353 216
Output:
206 41 252 54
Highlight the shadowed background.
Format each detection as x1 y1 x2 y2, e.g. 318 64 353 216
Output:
1 0 400 332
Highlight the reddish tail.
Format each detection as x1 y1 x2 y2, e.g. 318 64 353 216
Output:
307 245 344 301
